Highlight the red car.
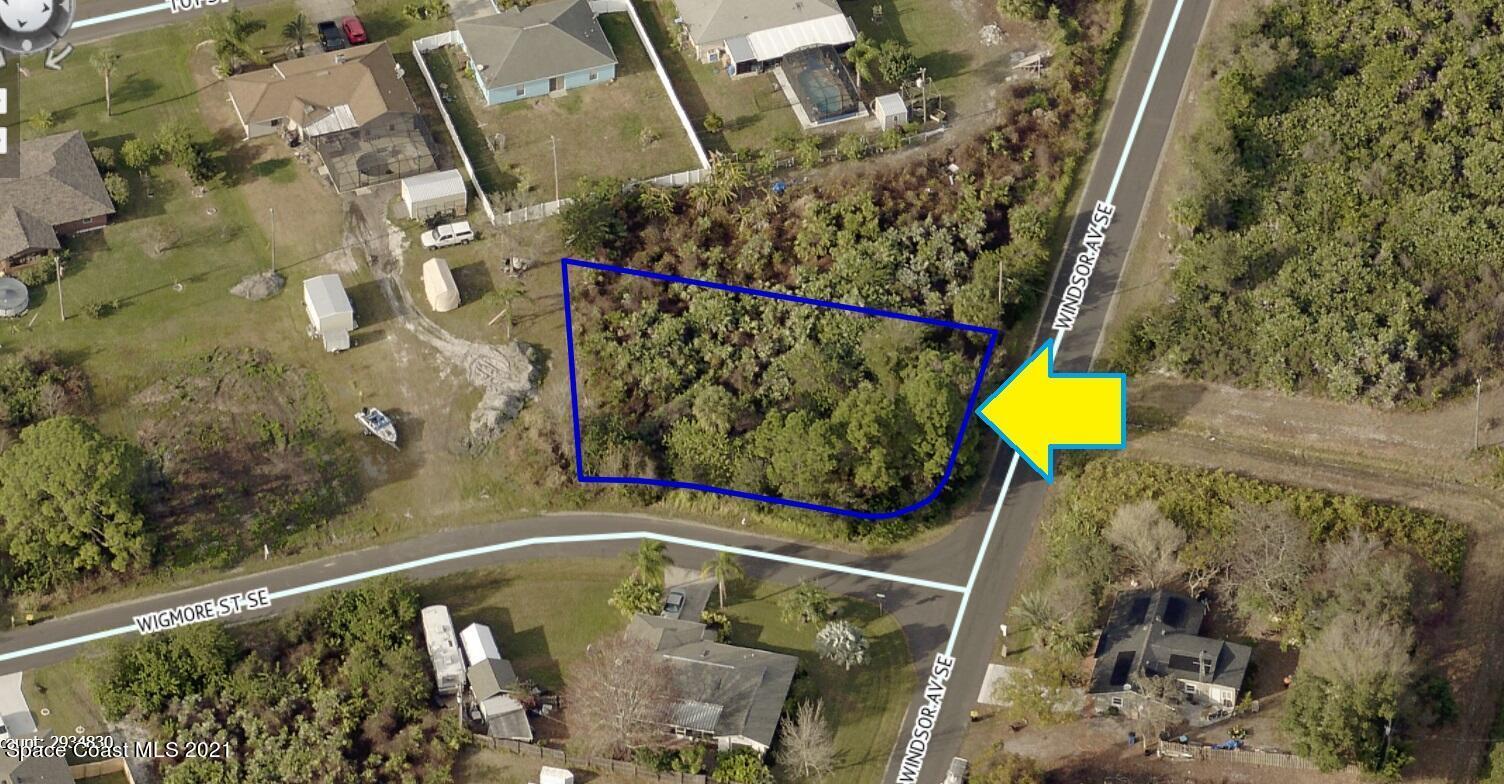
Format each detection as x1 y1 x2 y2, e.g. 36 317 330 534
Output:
340 16 368 45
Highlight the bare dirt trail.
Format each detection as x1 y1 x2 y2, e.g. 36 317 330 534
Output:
340 190 541 450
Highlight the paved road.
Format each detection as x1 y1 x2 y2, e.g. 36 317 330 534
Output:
2 0 1213 781
68 0 280 46
897 0 1216 781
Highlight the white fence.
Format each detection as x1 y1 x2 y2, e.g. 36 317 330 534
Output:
497 198 570 226
621 0 710 170
643 167 710 188
411 32 498 225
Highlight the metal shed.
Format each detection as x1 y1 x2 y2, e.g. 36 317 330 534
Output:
422 258 461 312
873 92 908 130
461 622 503 666
303 274 356 352
401 169 468 221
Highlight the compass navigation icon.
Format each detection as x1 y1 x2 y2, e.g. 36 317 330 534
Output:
0 0 74 67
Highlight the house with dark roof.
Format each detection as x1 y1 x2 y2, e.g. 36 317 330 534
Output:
0 131 114 264
225 43 437 192
456 0 617 106
0 749 75 784
1088 589 1251 713
626 613 797 755
674 0 856 76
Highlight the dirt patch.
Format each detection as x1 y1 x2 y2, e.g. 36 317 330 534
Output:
133 348 361 567
342 187 541 450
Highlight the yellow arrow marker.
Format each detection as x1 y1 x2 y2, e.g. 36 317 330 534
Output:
974 339 1126 482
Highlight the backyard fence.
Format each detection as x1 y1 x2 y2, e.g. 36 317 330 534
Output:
1159 741 1318 770
497 198 570 226
622 0 710 170
643 167 711 188
411 32 499 226
472 734 708 783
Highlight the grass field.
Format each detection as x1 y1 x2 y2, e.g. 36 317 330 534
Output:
428 14 699 204
635 0 801 154
22 656 108 738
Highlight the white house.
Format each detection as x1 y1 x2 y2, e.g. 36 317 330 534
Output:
302 275 355 352
674 0 856 76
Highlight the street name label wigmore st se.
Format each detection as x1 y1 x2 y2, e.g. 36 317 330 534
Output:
132 587 271 634
895 653 956 784
1051 200 1117 332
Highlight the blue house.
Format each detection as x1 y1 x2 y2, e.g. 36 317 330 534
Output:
456 0 618 106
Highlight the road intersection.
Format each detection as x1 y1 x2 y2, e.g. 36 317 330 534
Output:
4 0 1215 781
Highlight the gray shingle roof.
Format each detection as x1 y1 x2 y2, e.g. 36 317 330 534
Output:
468 657 520 700
458 0 616 90
627 614 797 750
1088 589 1251 695
676 0 844 44
0 131 115 259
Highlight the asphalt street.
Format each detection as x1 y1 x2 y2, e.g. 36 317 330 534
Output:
899 0 1216 780
0 0 1215 781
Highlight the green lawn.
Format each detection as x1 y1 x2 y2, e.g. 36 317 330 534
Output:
422 559 914 784
22 657 108 738
844 0 1035 119
721 581 913 784
636 0 802 154
424 13 699 205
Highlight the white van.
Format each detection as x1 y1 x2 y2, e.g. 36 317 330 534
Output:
421 220 475 249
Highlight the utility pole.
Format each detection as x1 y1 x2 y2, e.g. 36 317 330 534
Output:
54 254 64 321
549 134 560 204
269 207 277 273
1475 378 1483 450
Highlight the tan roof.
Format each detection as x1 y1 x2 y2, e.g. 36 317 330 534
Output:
0 131 115 259
226 43 418 131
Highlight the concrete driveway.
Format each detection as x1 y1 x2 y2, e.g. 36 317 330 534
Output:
299 0 356 27
447 0 499 22
0 672 36 738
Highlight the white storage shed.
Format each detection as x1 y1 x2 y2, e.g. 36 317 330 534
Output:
460 622 503 666
873 92 908 131
303 274 355 352
422 258 461 312
402 169 468 221
421 605 466 697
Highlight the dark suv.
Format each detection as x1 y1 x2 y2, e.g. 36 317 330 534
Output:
317 20 346 52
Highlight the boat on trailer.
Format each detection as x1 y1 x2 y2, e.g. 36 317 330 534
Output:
355 407 398 448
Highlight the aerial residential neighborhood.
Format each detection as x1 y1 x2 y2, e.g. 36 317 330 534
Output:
0 0 1499 783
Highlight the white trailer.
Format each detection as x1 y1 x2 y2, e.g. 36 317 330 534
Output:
460 622 502 667
421 605 466 697
303 274 355 352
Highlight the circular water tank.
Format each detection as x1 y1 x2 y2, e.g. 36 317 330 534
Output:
0 276 27 318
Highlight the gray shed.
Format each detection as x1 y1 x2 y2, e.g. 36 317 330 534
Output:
401 169 468 220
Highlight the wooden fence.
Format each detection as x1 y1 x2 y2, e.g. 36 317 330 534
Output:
1159 741 1318 770
472 734 708 783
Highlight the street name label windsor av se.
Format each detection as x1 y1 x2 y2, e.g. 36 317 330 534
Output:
1051 199 1116 332
895 653 956 783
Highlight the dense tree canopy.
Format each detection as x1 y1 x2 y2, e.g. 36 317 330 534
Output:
563 0 1128 530
1117 0 1504 404
0 415 151 590
94 579 466 784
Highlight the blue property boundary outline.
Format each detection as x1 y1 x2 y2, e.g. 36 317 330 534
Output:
973 339 1128 484
561 258 1000 520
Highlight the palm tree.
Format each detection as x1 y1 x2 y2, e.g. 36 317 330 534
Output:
1009 591 1060 633
282 14 312 58
200 9 265 76
92 51 121 117
624 540 672 587
701 552 745 608
845 33 879 91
